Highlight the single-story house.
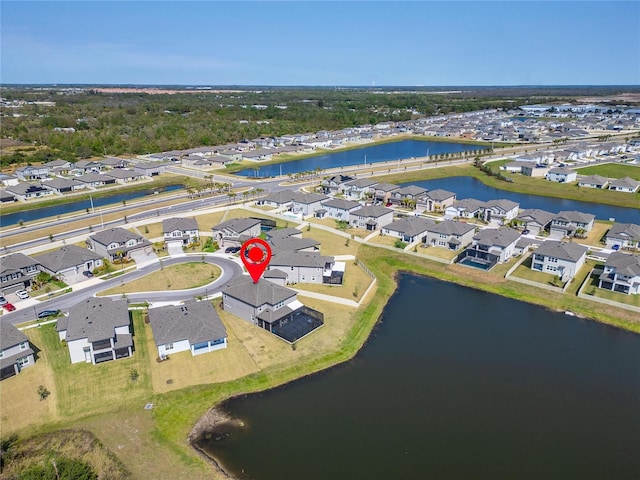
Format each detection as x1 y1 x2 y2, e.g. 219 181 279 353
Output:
268 251 336 284
5 183 54 201
598 252 640 295
0 173 19 187
381 217 435 243
33 245 103 284
0 322 35 381
57 297 132 364
546 167 577 183
42 177 85 193
259 190 297 209
148 299 228 357
531 240 588 281
222 276 324 343
604 222 640 250
87 228 152 261
72 160 104 174
0 253 40 295
212 218 262 247
516 209 555 235
608 177 640 193
133 162 169 177
163 217 199 247
75 172 117 188
267 228 320 253
103 169 144 183
349 205 395 231
100 157 131 169
578 175 609 189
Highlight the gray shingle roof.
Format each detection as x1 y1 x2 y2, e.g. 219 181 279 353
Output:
451 198 485 212
270 251 331 268
607 223 640 242
64 297 130 342
554 211 595 224
163 217 198 233
0 321 28 350
517 209 555 225
534 240 588 262
486 199 519 212
474 228 521 248
428 220 475 236
605 252 640 276
223 276 296 308
34 245 102 272
90 228 147 247
352 205 393 218
0 253 39 271
320 198 361 210
345 178 378 188
374 182 400 193
267 228 302 240
262 190 297 204
609 177 640 189
396 185 427 196
424 189 456 202
42 178 82 190
384 217 435 236
212 218 262 235
291 192 328 204
269 236 320 252
148 299 227 347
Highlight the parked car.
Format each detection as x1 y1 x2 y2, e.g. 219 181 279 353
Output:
82 270 94 278
522 229 530 235
38 309 60 319
0 296 7 306
225 246 240 254
2 303 16 312
16 289 30 299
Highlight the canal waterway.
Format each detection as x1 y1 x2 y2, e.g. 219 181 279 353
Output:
233 140 481 177
0 184 184 227
196 274 640 480
406 176 640 223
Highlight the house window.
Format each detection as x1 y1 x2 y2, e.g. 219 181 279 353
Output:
20 342 28 350
165 343 174 350
17 356 29 367
0 350 3 358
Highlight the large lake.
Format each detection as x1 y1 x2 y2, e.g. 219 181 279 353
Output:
406 176 640 224
197 274 640 480
233 140 480 177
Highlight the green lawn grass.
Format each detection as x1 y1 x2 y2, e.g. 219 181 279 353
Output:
576 163 640 180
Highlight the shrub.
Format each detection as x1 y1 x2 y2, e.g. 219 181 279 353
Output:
37 385 50 400
129 368 139 382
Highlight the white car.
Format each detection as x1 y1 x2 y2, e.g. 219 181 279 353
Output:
16 290 30 300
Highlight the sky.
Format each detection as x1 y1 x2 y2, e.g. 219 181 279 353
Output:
1 1 639 86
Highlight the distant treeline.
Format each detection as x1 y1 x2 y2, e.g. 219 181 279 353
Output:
1 85 637 168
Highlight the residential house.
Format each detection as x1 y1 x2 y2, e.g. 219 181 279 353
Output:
212 218 262 247
0 173 19 187
390 185 428 208
163 217 199 247
103 169 143 183
598 252 640 295
531 240 588 281
5 183 54 201
349 205 395 231
15 165 49 181
267 228 320 253
608 177 640 193
291 192 329 216
268 251 337 284
0 190 16 203
420 189 456 213
0 322 35 380
148 299 228 358
133 162 168 177
71 160 104 174
42 177 85 194
423 220 476 250
484 199 520 225
88 227 152 261
550 211 595 239
382 217 435 243
57 297 132 364
321 175 354 195
0 253 40 295
516 209 555 235
445 198 485 219
75 173 116 188
34 245 103 284
342 178 378 200
546 167 577 183
578 174 609 189
521 164 550 178
318 198 361 221
604 223 640 250
43 159 72 175
466 228 521 263
259 190 297 209
222 276 324 342
372 182 400 205
100 157 131 169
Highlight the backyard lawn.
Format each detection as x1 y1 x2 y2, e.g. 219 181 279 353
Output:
577 163 640 180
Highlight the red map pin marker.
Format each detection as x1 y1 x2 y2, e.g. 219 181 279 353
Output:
240 238 272 283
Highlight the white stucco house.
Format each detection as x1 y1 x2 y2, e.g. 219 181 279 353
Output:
598 252 640 295
531 240 588 281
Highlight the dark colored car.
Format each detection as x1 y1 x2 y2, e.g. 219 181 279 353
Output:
3 303 16 312
38 309 60 319
225 246 241 254
83 270 94 278
522 229 530 235
0 296 7 306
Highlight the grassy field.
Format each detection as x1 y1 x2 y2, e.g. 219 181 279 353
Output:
294 261 374 301
98 262 221 295
510 255 562 287
576 163 640 180
584 270 640 308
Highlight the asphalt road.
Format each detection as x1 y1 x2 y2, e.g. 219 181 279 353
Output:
1 254 243 327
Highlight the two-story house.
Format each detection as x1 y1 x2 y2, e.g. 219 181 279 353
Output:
483 199 520 225
0 253 40 295
163 217 199 247
550 211 595 239
222 276 324 342
318 198 362 222
342 178 378 200
389 185 428 208
15 165 50 181
321 175 355 195
423 220 476 250
87 228 152 261
373 182 400 205
465 227 521 264
516 209 555 235
291 192 329 216
0 322 35 380
382 217 435 243
268 251 336 284
531 240 588 281
419 189 457 213
598 252 640 295
349 205 394 231
56 297 132 364
546 167 577 183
